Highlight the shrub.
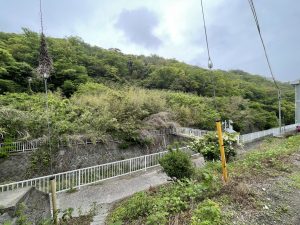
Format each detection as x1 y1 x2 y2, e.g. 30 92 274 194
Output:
0 151 9 158
191 199 222 225
159 148 194 179
0 137 13 159
190 132 238 162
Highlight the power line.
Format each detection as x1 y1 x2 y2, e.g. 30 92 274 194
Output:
200 0 213 69
247 0 279 90
39 0 44 33
200 0 216 106
247 0 282 133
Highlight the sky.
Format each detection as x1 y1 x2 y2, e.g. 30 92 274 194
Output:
0 0 299 82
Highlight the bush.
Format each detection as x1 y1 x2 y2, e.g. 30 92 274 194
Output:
191 199 222 225
0 151 9 158
159 148 194 180
191 132 238 162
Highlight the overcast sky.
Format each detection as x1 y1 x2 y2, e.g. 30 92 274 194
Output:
0 0 299 82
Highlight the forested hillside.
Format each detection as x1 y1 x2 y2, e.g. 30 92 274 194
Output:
0 29 295 142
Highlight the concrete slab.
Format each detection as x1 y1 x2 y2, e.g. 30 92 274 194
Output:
0 187 31 208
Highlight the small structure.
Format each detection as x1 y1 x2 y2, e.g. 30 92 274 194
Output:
223 120 236 133
291 80 300 124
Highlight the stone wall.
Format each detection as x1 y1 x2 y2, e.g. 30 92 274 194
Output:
0 134 187 183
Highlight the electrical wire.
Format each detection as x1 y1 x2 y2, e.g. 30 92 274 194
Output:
201 0 212 67
247 0 282 133
39 0 44 34
200 0 216 106
247 0 279 90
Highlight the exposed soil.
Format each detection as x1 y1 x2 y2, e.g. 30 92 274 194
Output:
219 152 300 225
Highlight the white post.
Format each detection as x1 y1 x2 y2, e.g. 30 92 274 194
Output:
130 159 132 173
144 155 147 171
78 170 81 190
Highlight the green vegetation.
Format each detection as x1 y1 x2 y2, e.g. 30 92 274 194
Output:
190 132 239 161
159 148 194 179
108 135 300 224
290 172 300 189
0 29 295 143
190 199 222 225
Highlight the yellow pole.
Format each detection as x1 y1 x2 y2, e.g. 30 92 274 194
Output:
50 177 59 224
216 121 228 183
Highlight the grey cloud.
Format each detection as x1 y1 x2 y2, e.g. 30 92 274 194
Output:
115 7 162 49
191 0 300 81
0 0 96 36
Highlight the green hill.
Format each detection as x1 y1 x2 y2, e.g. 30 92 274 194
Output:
0 29 295 143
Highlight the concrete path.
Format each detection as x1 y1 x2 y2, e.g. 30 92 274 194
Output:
57 168 169 222
57 156 204 225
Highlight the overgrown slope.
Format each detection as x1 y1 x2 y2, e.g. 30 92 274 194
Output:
0 29 295 141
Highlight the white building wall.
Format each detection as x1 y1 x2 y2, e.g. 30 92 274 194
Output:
296 85 300 124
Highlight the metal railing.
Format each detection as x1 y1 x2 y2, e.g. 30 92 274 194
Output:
173 124 298 144
0 147 191 193
0 140 39 153
239 124 298 143
173 127 208 138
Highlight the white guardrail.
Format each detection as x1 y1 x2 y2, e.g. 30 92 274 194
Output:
0 140 39 153
173 127 208 138
0 147 193 193
239 124 298 143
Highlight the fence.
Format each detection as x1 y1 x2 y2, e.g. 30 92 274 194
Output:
173 127 208 138
0 147 191 193
0 140 39 153
239 123 298 143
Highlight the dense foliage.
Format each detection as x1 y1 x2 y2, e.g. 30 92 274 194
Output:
0 29 296 141
190 132 239 161
159 148 194 179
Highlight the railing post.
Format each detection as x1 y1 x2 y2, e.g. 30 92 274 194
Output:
22 143 25 152
129 159 132 173
144 155 147 171
78 170 81 190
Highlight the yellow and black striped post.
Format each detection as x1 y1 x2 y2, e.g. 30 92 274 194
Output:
216 120 228 183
